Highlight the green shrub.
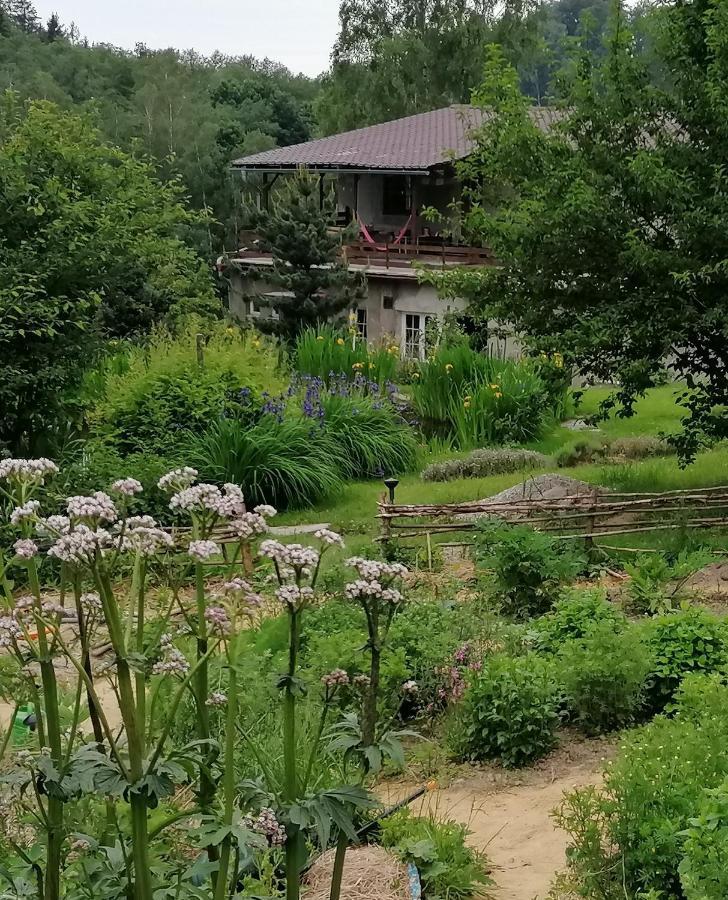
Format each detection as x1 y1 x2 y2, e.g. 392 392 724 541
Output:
421 447 549 482
379 808 493 900
446 363 552 448
475 521 585 619
534 588 625 654
555 436 606 468
557 674 728 898
558 623 652 734
187 415 344 509
608 435 672 460
453 654 560 767
641 606 728 711
625 549 713 615
318 393 419 478
88 325 281 455
294 325 397 385
680 779 728 900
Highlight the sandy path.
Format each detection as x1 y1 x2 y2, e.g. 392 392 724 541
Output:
380 734 614 900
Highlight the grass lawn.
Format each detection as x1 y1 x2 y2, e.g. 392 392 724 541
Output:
276 385 728 554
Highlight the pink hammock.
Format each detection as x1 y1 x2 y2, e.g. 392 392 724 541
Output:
358 211 414 252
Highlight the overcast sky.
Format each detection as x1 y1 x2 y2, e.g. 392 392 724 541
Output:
32 0 341 76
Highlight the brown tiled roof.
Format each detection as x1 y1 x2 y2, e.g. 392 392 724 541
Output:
232 104 561 173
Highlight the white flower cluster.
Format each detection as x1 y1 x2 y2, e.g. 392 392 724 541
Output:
229 512 269 541
343 557 407 605
321 668 350 688
188 540 219 562
67 492 118 524
253 505 277 519
36 515 71 539
0 458 58 486
314 528 345 548
152 643 190 676
118 517 174 557
243 807 286 846
169 482 246 519
204 605 231 635
48 525 113 565
275 584 314 609
111 478 143 497
10 500 40 525
206 691 227 707
401 680 419 695
259 541 319 570
0 616 22 648
220 578 263 607
345 558 408 580
13 539 38 560
79 592 102 612
157 467 198 493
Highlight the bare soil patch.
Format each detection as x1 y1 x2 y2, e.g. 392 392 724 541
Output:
379 733 616 900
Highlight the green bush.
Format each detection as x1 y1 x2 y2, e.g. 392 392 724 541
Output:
410 339 567 447
558 623 652 734
294 325 398 385
641 606 728 711
453 654 560 767
557 674 728 898
625 549 713 615
555 436 606 468
379 808 493 900
421 447 549 482
318 393 419 479
88 325 281 455
475 522 585 619
534 588 625 654
680 779 728 900
187 415 344 509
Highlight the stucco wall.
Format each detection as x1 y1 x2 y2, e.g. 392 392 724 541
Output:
227 265 523 360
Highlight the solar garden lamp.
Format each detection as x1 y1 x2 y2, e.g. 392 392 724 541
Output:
383 477 399 504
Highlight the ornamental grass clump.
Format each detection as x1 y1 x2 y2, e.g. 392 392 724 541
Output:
294 326 398 386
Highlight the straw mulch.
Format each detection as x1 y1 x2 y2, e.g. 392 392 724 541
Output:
303 845 412 900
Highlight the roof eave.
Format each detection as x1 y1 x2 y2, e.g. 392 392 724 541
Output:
230 162 436 176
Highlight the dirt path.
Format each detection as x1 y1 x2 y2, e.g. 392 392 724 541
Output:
380 734 615 900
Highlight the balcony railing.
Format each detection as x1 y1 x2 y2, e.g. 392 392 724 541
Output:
233 239 495 271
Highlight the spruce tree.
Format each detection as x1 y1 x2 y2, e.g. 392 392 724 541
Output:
245 167 365 340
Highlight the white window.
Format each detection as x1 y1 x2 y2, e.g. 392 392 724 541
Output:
356 308 368 339
403 313 437 359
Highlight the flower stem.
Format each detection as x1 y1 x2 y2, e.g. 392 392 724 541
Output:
193 560 215 812
214 638 238 900
284 609 302 900
328 832 349 900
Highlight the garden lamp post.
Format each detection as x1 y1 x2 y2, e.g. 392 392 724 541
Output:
383 477 399 504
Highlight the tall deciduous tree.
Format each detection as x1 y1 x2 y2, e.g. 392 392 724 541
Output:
431 3 728 458
243 168 365 340
0 94 219 451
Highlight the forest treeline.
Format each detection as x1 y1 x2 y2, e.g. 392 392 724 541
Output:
0 0 661 254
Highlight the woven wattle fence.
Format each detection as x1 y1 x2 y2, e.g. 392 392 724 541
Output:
377 485 728 546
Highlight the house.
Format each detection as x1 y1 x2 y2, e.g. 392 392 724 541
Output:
225 104 557 358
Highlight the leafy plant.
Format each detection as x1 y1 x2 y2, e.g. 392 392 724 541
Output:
294 326 398 386
453 653 560 767
421 447 549 482
475 521 585 619
534 588 626 654
641 606 728 711
316 393 419 479
680 778 728 900
626 549 713 615
380 808 493 900
558 623 652 734
556 674 728 898
187 415 345 509
87 324 280 456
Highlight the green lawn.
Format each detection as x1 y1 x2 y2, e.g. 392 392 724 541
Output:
276 385 727 545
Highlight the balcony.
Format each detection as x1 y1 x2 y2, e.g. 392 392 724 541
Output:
232 233 495 276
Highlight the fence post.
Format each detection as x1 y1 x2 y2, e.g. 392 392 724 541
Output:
196 333 205 369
